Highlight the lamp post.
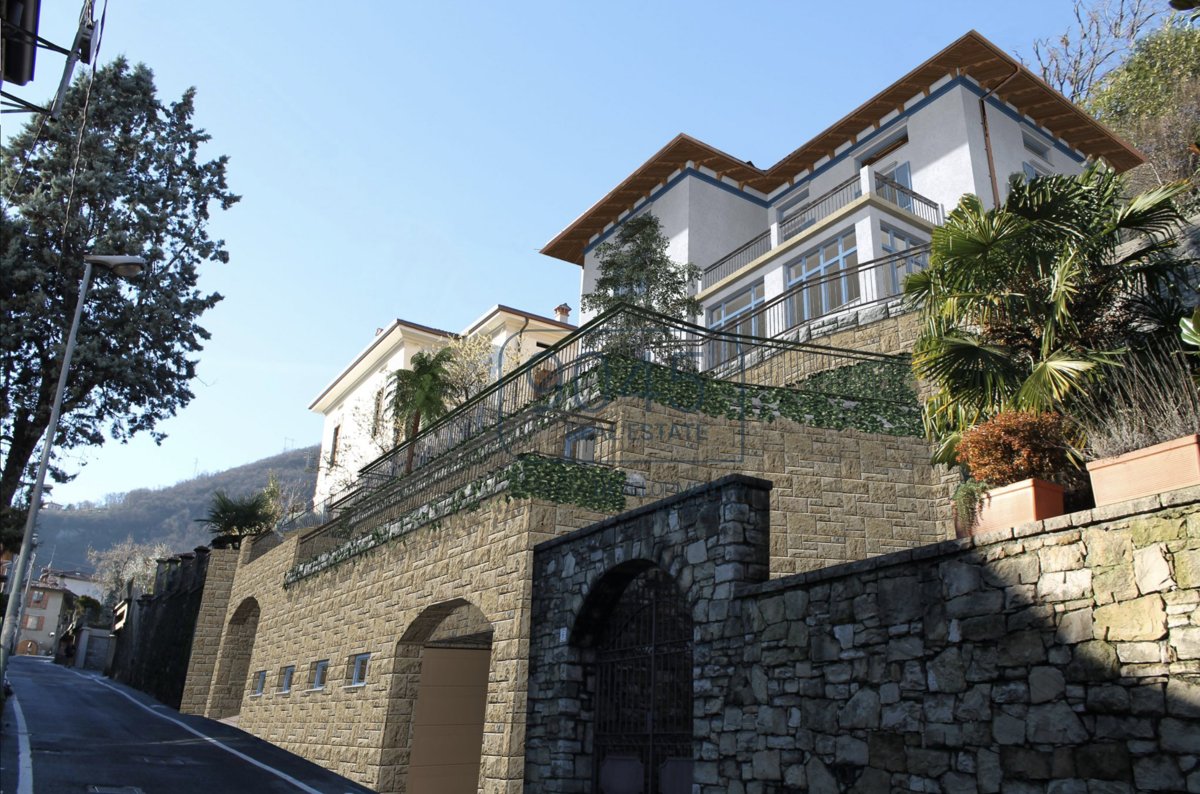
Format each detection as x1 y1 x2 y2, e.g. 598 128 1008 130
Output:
0 254 144 683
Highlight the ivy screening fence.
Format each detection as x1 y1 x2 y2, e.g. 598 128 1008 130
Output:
286 305 922 579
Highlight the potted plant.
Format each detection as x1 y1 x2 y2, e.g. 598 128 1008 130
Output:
1080 342 1200 506
955 411 1071 536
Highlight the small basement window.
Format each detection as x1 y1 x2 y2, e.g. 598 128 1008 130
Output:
310 659 329 690
278 665 294 694
348 652 370 686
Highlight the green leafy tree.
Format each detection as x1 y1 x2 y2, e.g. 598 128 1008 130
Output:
580 214 701 361
904 166 1194 464
388 349 455 474
0 59 239 544
1085 17 1200 197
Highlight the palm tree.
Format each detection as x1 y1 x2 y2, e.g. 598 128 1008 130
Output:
388 348 455 474
903 165 1194 464
197 489 276 538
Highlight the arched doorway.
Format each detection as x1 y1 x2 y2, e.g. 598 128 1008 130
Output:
207 597 260 719
583 565 694 794
379 599 493 794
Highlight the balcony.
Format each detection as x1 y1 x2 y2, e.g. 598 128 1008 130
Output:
705 244 931 367
700 166 941 292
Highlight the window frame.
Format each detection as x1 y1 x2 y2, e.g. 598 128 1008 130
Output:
784 228 860 326
564 426 598 463
278 665 295 694
879 223 929 294
252 670 267 696
348 652 370 687
310 659 330 691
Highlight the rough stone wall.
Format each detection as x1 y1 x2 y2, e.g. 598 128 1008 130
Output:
610 398 956 575
527 478 1200 793
180 547 239 715
107 548 217 709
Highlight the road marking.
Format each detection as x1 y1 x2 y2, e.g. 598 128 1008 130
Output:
11 694 34 794
65 669 328 794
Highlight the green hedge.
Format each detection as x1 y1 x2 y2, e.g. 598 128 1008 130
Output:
586 356 922 436
508 454 627 513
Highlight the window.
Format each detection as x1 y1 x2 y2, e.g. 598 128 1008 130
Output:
1022 161 1049 181
310 659 329 690
28 590 45 608
879 224 929 294
875 161 913 212
1022 130 1052 161
785 229 860 327
707 281 766 365
776 188 810 224
278 665 294 694
22 615 43 631
329 424 341 467
252 670 267 696
349 652 370 686
860 130 909 168
565 427 597 463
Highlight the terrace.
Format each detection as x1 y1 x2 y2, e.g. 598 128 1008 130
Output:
282 305 925 585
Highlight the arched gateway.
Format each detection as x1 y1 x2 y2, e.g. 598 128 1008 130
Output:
584 565 694 794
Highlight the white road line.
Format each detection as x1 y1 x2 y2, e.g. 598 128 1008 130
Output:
11 693 34 794
65 669 327 794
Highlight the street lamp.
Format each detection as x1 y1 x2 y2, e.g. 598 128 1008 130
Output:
0 254 145 683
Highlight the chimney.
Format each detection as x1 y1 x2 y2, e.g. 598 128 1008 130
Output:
555 303 572 324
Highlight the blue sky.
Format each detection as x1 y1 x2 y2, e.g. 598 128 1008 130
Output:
12 1 1091 505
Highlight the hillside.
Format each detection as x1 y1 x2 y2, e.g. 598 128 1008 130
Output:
35 446 320 571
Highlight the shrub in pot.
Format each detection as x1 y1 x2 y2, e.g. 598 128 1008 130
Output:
955 411 1071 535
1079 344 1200 506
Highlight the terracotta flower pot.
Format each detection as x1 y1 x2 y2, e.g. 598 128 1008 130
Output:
1086 434 1200 507
969 478 1065 536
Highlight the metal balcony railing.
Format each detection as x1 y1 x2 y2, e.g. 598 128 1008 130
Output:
875 173 942 226
778 176 864 243
699 170 941 293
706 245 931 367
699 230 772 291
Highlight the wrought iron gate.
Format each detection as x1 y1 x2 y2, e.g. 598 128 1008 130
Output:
593 567 693 794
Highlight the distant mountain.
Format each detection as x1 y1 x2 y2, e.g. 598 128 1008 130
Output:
35 446 320 572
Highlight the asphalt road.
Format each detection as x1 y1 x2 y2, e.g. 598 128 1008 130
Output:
0 656 377 794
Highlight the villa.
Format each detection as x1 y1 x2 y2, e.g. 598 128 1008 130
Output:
166 30 1200 794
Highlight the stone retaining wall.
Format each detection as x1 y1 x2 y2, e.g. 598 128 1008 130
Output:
526 477 1200 793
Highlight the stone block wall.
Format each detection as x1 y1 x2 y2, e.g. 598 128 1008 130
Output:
180 546 239 715
527 478 1200 793
201 486 613 793
610 398 956 575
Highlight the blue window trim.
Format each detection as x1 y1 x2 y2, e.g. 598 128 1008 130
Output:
707 281 766 331
784 229 860 326
252 670 266 695
350 652 370 686
879 223 929 293
312 659 329 690
279 665 294 693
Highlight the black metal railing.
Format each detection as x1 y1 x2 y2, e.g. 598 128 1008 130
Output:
779 176 863 243
700 230 771 290
706 246 931 368
698 173 941 297
874 173 942 225
291 305 913 567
